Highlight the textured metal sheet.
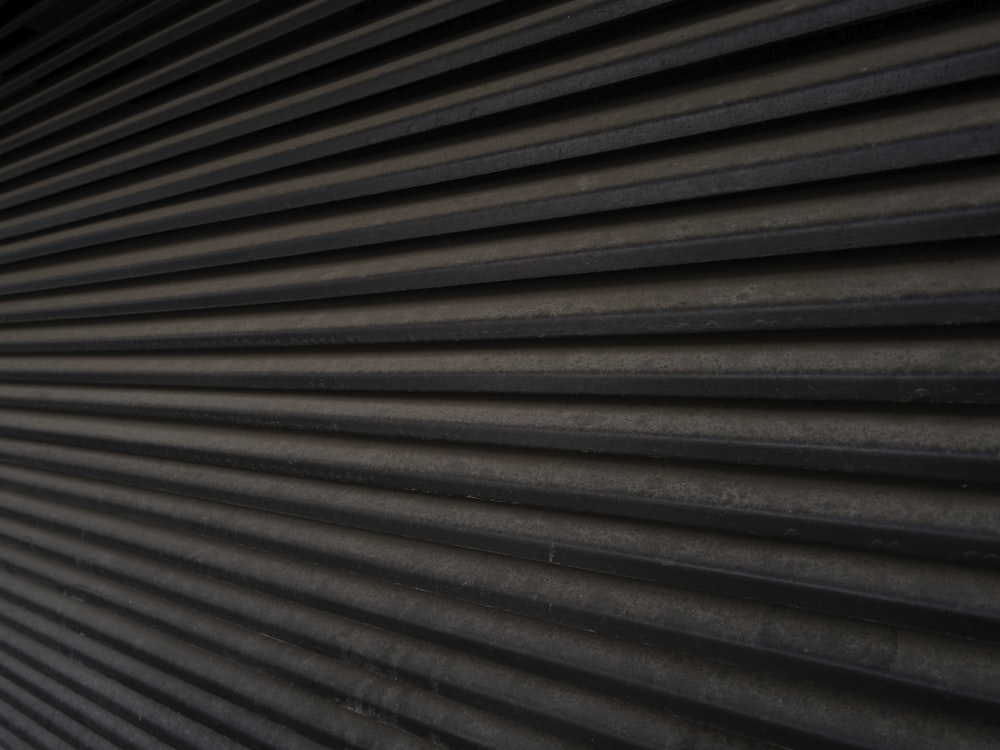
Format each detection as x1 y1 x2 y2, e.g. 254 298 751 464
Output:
0 1 998 748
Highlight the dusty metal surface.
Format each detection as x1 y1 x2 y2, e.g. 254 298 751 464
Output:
0 0 998 748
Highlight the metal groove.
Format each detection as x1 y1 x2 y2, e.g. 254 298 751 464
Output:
0 0 288 143
0 383 996 483
0 540 682 750
0 572 443 750
0 428 997 645
0 690 75 750
0 0 676 187
0 669 120 750
0 0 131 79
3 85 997 266
0 327 995 402
0 618 251 750
0 247 997 353
0 652 173 750
0 489 997 750
0 402 998 544
0 160 995 300
0 240 984 324
0 0 189 105
0 431 996 568
0 1 997 747
0 460 997 711
0 718 35 750
3 9 997 235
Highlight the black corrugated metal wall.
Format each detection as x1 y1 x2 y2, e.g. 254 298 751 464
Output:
0 0 997 748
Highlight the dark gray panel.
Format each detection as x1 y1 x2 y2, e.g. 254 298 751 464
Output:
0 1 997 748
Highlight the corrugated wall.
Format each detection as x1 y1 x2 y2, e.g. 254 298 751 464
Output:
0 1 998 748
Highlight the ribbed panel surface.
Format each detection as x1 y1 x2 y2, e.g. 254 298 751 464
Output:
0 1 998 748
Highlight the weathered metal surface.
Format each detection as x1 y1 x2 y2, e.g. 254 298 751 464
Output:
0 0 998 748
